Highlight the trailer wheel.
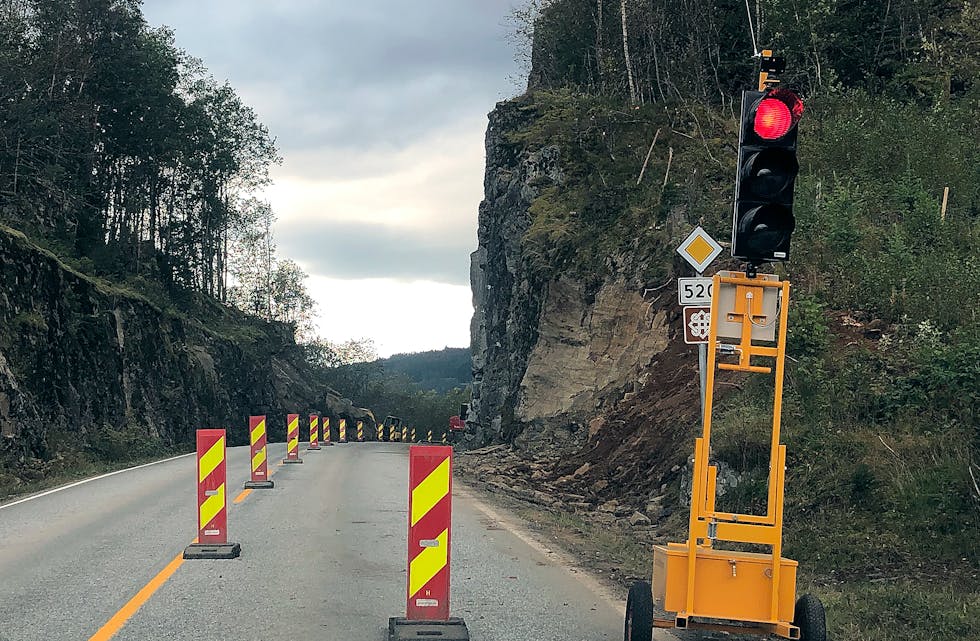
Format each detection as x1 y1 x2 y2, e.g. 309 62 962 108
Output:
624 580 653 641
794 594 827 641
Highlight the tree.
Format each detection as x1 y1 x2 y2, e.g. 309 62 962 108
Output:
226 198 275 318
0 0 280 302
620 0 637 104
303 338 379 369
268 259 315 336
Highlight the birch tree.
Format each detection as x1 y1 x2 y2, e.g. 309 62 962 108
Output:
620 0 638 104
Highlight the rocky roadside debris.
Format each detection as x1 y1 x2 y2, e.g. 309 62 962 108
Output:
455 445 764 641
454 443 679 553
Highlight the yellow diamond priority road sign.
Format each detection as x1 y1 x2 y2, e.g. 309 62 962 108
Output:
677 226 722 274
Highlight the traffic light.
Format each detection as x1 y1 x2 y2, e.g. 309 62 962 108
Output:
732 88 804 263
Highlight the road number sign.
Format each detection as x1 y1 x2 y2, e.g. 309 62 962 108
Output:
683 306 711 344
678 277 713 306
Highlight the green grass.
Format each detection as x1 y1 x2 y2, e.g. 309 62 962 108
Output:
822 581 980 641
502 494 979 641
0 442 192 504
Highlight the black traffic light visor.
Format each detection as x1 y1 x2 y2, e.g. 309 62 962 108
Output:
740 148 799 199
737 204 795 255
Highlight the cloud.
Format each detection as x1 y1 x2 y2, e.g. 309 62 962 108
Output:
304 276 472 357
144 0 519 152
139 1 521 351
279 219 471 286
268 108 490 185
265 116 486 286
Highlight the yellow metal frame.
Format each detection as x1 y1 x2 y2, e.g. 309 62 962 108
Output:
653 271 799 638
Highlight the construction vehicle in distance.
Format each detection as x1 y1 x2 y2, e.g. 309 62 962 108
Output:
448 403 468 443
382 415 402 442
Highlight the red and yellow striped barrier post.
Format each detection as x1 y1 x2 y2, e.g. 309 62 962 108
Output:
377 422 383 441
339 418 347 443
282 413 303 464
309 414 321 451
402 423 409 443
184 429 241 559
244 416 274 489
388 445 468 638
357 420 364 442
407 445 452 619
323 416 334 446
427 429 433 444
411 426 416 443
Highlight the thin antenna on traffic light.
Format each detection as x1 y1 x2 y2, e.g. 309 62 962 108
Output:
742 0 760 56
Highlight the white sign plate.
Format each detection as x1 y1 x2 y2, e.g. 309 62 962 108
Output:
678 277 713 306
683 306 712 344
676 226 723 274
715 270 780 342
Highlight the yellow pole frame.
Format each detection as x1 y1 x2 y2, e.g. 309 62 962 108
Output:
681 271 792 622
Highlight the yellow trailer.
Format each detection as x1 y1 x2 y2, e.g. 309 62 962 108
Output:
625 271 826 641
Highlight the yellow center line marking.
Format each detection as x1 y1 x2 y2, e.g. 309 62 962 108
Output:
87 538 197 641
88 434 280 640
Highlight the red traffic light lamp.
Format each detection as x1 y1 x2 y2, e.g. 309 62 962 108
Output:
752 90 803 140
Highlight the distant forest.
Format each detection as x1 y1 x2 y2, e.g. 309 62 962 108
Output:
380 347 470 394
316 347 470 434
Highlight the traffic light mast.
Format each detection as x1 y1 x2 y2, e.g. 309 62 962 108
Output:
757 49 784 91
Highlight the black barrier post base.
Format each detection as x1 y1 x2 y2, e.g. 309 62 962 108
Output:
243 480 274 489
308 444 321 450
387 618 469 640
183 542 241 560
281 458 304 464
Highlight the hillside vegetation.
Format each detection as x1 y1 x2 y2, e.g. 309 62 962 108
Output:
499 1 980 639
0 0 322 332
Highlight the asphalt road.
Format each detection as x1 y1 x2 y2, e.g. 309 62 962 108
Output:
0 442 630 641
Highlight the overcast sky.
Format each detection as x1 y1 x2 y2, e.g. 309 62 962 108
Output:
141 0 521 357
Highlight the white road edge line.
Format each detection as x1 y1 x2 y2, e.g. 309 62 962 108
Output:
456 482 681 640
455 481 627 616
0 452 194 511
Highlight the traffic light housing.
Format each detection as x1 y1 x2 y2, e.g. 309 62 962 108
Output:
732 88 804 263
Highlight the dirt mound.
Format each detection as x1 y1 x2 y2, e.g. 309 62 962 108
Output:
456 308 742 532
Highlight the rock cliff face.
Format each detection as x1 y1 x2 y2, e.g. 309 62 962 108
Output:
469 100 548 446
0 226 350 490
468 100 687 464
